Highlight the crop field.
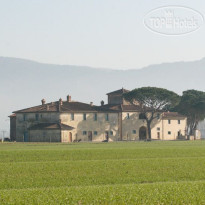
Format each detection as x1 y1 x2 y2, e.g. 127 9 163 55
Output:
1 141 205 204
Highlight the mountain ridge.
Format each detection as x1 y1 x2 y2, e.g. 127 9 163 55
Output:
1 56 205 71
1 56 205 135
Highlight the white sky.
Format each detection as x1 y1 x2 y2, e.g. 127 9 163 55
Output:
0 0 205 69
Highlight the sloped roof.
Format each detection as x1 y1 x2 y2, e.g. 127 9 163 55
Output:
98 104 122 111
13 101 119 113
14 102 58 113
9 114 16 118
61 102 100 112
29 123 74 130
99 104 142 112
106 88 130 95
162 112 186 118
121 105 142 112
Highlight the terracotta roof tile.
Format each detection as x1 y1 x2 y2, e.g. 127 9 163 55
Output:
14 102 58 113
9 114 16 117
106 88 130 95
162 112 186 118
121 105 141 111
100 104 142 112
14 101 119 113
61 102 98 112
29 123 74 130
98 104 122 111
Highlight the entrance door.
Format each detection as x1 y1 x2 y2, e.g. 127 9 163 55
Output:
157 132 160 139
105 131 109 141
88 131 92 141
139 127 147 140
69 132 72 142
24 132 28 142
177 131 181 139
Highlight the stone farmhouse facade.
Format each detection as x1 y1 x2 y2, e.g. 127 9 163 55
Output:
9 88 187 142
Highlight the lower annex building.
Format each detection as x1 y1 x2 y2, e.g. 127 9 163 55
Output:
9 88 187 142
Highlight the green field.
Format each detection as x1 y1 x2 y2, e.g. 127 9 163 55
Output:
1 141 205 204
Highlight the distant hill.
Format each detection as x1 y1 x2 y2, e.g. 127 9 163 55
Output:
1 56 205 136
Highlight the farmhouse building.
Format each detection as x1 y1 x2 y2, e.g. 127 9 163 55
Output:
9 88 187 142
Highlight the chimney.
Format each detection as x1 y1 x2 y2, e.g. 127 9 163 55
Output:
41 99 46 105
90 102 93 106
59 98 63 105
101 100 104 106
67 95 71 102
58 98 62 112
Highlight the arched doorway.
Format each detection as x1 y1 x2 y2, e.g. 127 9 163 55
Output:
69 132 72 142
139 127 147 140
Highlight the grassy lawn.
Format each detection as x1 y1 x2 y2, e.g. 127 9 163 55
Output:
0 141 205 204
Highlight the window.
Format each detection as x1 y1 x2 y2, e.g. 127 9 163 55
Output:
23 114 26 121
40 114 43 119
35 114 39 121
168 119 171 124
83 131 87 135
132 130 137 134
168 131 171 135
105 114 109 121
178 120 180 124
157 127 160 131
157 113 160 119
94 131 98 135
110 131 113 135
139 113 146 119
83 113 87 121
94 113 97 121
127 113 130 119
71 113 74 121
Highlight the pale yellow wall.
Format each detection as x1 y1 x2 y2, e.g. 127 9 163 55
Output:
15 113 59 141
14 111 187 142
122 112 146 140
150 118 163 140
122 112 187 141
61 130 73 143
29 130 61 142
122 112 162 140
16 112 59 123
162 117 187 140
60 112 119 142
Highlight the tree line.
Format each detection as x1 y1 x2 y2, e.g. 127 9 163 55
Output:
123 87 205 140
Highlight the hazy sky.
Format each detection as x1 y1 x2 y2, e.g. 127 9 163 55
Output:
0 0 205 69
